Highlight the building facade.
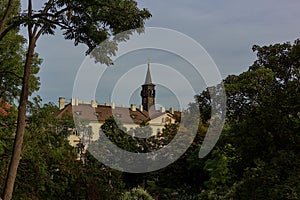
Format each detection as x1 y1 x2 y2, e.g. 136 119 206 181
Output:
57 60 179 148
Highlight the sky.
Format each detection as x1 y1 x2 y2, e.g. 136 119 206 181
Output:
20 0 300 109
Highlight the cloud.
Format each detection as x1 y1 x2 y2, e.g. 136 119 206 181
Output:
22 0 300 105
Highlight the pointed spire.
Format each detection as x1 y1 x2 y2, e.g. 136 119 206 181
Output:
144 58 153 84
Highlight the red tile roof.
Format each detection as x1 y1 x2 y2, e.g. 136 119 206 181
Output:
57 103 176 126
0 99 10 116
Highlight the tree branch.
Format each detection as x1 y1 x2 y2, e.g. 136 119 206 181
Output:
28 0 33 37
0 19 20 40
0 0 15 37
32 0 54 37
0 70 23 79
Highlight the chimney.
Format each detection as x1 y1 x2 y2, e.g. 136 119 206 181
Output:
169 107 174 114
111 102 115 109
71 98 76 106
59 97 66 110
139 105 143 112
160 106 165 113
131 104 136 111
91 100 98 108
105 103 111 107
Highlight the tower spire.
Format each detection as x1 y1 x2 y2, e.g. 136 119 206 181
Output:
144 58 152 84
141 58 155 111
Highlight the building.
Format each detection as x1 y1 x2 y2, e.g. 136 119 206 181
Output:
57 60 179 148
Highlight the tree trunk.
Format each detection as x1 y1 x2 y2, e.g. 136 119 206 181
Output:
2 35 36 200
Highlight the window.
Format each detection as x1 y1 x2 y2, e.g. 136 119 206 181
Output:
74 111 82 115
115 113 122 118
130 114 137 119
94 112 100 117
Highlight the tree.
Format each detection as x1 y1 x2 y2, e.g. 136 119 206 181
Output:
197 39 300 199
0 2 41 198
83 152 125 200
2 1 151 199
0 30 41 104
0 0 41 103
0 99 77 199
14 101 79 199
0 105 17 194
1 99 127 199
145 121 208 200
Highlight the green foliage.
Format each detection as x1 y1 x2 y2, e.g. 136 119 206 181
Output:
63 0 151 45
204 145 236 187
81 153 125 200
122 187 154 200
199 144 237 199
2 1 151 198
197 39 300 199
143 122 207 199
6 0 151 65
224 151 300 200
0 101 128 199
0 11 41 103
12 101 79 199
1 24 298 198
0 0 21 36
97 117 179 154
88 116 207 198
0 106 17 192
98 117 140 152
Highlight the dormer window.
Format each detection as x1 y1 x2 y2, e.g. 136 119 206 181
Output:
115 113 122 118
130 114 137 119
74 111 82 115
94 112 100 117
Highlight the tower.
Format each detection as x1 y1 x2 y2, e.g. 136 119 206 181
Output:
141 58 155 111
